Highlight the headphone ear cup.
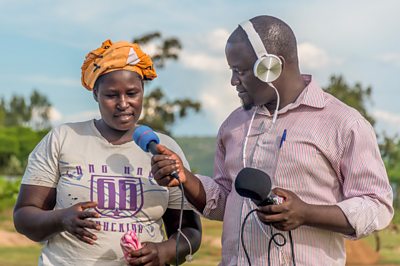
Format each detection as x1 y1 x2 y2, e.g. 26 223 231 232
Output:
253 54 282 83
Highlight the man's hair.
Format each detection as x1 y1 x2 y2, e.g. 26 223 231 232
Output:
228 15 298 64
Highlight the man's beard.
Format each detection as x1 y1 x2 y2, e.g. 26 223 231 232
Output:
241 99 254 110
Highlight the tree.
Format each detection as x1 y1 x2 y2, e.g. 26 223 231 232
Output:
323 75 375 126
133 32 201 134
28 90 52 130
140 88 201 134
0 90 51 130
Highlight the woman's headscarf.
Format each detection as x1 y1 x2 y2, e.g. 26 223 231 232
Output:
81 39 157 91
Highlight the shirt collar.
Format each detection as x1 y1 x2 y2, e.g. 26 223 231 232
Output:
257 74 326 116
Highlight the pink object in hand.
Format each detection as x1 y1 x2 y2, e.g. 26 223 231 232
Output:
120 230 142 260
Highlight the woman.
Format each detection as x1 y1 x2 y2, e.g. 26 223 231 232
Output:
13 40 201 266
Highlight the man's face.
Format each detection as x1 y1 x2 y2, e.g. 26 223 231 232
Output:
225 41 276 110
94 70 143 132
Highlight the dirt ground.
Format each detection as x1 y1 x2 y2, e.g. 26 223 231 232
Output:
345 240 380 265
0 230 37 247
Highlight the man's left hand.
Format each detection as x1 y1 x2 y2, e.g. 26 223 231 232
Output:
256 187 308 231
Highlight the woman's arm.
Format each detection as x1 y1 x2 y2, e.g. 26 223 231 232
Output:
162 208 202 265
13 184 100 244
126 208 202 265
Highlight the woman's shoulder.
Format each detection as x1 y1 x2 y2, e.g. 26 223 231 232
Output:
52 120 95 135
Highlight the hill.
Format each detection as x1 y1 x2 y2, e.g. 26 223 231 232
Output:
175 136 216 177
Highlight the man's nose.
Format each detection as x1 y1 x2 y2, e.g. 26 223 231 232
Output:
231 73 241 86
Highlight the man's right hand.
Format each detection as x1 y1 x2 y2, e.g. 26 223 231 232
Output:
151 144 187 187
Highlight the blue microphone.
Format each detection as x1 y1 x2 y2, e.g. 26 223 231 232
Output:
133 125 179 180
133 125 160 155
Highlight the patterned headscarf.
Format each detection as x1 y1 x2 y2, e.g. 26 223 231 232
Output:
81 39 157 91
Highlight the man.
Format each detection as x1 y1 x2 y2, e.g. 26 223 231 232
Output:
151 15 393 265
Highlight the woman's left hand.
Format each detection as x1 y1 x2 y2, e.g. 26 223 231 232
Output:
126 242 166 266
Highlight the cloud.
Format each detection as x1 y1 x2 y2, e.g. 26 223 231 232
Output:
298 42 343 70
373 109 400 126
376 53 400 67
180 51 227 72
22 75 79 88
50 109 100 127
205 28 230 52
48 107 63 122
199 75 240 127
179 28 229 72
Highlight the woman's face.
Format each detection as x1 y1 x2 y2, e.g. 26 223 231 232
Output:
94 70 143 132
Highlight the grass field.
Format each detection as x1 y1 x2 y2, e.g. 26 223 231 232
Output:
1 211 399 265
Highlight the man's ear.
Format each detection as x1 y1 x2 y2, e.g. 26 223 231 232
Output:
93 88 98 102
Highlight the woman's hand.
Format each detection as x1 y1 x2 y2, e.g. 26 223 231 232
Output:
60 201 101 244
126 242 167 266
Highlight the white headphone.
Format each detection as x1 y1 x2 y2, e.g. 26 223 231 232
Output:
239 20 282 83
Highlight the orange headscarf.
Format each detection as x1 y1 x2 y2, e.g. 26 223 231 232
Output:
81 39 157 91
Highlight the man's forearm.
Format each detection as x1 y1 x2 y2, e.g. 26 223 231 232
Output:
182 168 207 213
304 204 355 235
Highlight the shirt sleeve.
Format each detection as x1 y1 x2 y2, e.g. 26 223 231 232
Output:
336 119 394 239
197 127 232 221
21 128 61 188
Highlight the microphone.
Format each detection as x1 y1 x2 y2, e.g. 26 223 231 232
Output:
235 167 279 206
133 125 179 180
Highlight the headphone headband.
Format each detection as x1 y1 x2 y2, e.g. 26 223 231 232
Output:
239 20 269 57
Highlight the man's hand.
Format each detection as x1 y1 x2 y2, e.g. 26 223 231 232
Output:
151 144 187 187
256 188 308 231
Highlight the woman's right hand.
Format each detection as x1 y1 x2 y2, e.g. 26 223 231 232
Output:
60 201 101 245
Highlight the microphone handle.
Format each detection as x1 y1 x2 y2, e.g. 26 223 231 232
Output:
148 141 159 155
148 141 180 180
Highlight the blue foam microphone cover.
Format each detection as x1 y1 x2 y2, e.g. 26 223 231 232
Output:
133 125 160 152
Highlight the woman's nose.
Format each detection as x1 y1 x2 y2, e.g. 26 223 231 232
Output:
117 95 128 109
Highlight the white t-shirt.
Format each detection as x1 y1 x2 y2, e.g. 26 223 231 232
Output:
22 120 191 266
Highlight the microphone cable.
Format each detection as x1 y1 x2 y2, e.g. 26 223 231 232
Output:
173 175 193 266
241 209 296 266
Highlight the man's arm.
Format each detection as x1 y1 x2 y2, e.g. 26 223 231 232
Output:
151 144 207 212
257 187 355 235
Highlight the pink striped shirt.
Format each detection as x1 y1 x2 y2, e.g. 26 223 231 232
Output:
197 75 393 266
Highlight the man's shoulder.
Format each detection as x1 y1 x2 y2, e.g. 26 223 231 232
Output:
322 92 370 128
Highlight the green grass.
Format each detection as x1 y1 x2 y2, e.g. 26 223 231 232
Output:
364 228 400 264
0 246 41 266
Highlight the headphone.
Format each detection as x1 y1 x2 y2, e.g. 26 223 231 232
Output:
239 20 282 83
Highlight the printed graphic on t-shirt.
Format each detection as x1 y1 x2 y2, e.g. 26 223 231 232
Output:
91 175 143 219
59 161 168 238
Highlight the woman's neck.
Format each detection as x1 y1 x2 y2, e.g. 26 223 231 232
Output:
94 119 134 145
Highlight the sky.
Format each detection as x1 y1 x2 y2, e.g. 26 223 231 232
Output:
1 0 399 137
